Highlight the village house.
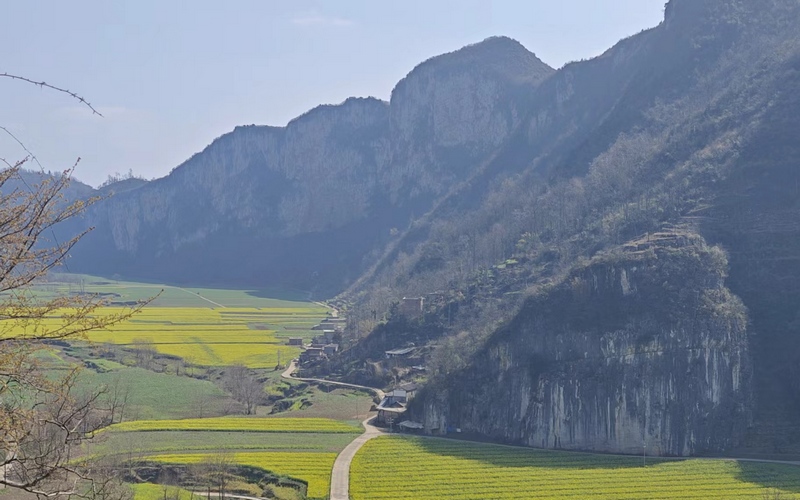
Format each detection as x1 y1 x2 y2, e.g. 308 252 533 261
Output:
299 347 324 364
375 388 410 426
321 330 336 343
385 347 415 359
399 297 424 319
287 337 304 346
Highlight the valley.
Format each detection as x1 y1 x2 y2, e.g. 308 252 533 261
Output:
4 0 800 498
3 275 796 499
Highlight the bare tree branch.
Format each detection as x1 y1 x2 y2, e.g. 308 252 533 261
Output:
0 73 103 116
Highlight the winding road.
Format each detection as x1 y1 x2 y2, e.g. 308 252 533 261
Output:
281 361 385 500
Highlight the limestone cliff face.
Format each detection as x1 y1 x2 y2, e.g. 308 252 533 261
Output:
100 97 389 256
387 37 554 198
72 37 553 291
419 239 752 456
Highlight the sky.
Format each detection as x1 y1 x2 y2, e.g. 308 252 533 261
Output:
0 1 666 187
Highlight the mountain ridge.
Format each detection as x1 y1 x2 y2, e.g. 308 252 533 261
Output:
61 0 800 457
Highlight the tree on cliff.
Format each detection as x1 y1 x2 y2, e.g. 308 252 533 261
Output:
0 74 144 498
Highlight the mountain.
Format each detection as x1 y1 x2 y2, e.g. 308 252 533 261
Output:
321 0 800 457
65 0 800 457
67 37 553 294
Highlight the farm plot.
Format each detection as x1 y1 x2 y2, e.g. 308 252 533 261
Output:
12 274 329 367
9 306 323 368
131 483 195 500
151 452 337 499
91 430 356 457
86 307 323 367
106 417 361 434
350 436 800 500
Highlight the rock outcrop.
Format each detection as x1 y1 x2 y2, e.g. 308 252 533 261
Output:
419 237 752 456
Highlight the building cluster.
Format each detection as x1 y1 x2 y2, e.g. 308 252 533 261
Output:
295 310 345 364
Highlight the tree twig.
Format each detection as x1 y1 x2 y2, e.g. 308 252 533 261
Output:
0 73 103 117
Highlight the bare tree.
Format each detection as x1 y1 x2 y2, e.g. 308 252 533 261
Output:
222 365 263 415
0 73 153 497
107 374 132 425
131 338 157 370
0 163 145 499
196 453 233 500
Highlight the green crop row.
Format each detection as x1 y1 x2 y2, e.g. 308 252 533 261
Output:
105 417 361 434
151 452 336 499
350 436 800 500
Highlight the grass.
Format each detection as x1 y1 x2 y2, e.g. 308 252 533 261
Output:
151 452 337 499
35 273 316 308
350 436 800 500
262 385 375 420
105 417 361 434
74 360 232 420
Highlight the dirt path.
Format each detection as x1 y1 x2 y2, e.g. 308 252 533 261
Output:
169 285 226 308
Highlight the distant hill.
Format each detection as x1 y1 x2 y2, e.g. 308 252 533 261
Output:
63 0 800 458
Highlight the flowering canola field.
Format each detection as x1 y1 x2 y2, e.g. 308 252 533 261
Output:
151 451 337 499
106 417 361 434
14 306 326 368
350 436 800 500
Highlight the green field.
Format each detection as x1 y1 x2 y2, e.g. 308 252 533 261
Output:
79 361 233 420
350 436 800 500
105 417 361 434
151 452 337 499
38 273 314 307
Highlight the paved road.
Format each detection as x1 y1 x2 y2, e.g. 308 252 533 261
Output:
191 493 263 500
281 361 385 400
282 361 387 500
329 417 384 500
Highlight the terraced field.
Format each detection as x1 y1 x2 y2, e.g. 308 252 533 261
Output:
351 436 800 500
16 275 329 368
106 417 361 434
151 452 337 499
93 430 356 456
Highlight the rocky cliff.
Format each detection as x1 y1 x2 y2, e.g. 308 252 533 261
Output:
348 0 800 457
417 236 751 456
70 37 553 293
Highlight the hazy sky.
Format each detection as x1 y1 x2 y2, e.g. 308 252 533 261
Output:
0 1 666 187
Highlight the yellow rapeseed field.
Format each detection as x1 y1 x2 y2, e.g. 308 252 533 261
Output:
8 307 326 367
151 451 337 499
106 417 361 434
350 436 800 500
